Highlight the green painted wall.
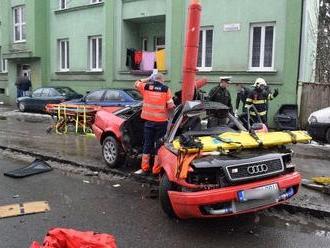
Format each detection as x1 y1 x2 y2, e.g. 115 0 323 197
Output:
0 0 306 127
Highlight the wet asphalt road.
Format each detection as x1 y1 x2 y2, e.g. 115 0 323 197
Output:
0 156 330 248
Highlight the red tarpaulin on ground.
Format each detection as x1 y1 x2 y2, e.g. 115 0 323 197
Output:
30 228 117 248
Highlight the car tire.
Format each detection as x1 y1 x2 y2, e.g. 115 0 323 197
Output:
102 136 124 168
326 128 330 144
159 173 177 219
18 102 25 112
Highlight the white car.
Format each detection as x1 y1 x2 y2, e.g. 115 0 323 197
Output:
308 107 330 143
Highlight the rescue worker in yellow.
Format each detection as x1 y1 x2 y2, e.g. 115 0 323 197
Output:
134 72 175 176
245 78 279 125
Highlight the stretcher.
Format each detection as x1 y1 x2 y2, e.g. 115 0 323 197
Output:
46 104 99 134
173 130 312 153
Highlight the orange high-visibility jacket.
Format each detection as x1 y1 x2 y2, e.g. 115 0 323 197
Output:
135 80 175 122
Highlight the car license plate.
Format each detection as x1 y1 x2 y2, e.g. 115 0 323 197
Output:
237 184 279 202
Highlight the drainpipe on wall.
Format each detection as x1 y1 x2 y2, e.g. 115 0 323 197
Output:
296 0 305 119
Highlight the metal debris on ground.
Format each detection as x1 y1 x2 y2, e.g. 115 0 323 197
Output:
4 159 53 178
83 180 90 184
0 201 50 219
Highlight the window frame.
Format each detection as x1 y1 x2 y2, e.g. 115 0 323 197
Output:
58 39 70 72
1 59 8 73
59 0 67 10
249 22 276 72
89 36 103 71
142 38 148 51
197 26 214 72
154 36 165 51
90 0 103 4
13 6 26 43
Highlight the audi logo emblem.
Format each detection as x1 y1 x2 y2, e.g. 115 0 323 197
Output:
247 164 268 175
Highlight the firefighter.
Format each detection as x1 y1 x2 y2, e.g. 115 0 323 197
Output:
209 76 233 112
235 84 251 115
134 72 175 175
245 78 279 125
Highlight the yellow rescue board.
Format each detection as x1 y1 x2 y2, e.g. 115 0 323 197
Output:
173 131 311 153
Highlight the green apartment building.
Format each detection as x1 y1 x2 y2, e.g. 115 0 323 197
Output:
0 0 319 125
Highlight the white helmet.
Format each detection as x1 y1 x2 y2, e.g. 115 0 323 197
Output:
253 78 267 87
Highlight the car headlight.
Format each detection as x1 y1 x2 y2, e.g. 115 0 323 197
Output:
308 116 318 124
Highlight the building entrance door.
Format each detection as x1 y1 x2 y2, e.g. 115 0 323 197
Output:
17 64 31 80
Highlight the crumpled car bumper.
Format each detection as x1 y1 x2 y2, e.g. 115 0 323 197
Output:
168 172 301 219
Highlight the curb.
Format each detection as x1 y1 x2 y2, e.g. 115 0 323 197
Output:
0 144 158 185
278 203 330 218
1 144 329 217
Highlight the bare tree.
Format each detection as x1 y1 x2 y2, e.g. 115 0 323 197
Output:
315 0 330 83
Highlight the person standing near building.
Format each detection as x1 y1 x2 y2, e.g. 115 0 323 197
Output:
134 72 175 176
20 73 32 96
209 76 233 111
245 78 278 125
235 84 251 116
15 75 23 98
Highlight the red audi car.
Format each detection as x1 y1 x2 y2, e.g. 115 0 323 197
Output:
93 101 302 219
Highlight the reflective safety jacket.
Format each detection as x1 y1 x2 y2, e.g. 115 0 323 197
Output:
135 80 175 122
245 89 269 117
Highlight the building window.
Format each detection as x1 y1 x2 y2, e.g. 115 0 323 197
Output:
197 27 213 71
1 59 8 73
13 6 26 42
58 40 69 71
154 36 165 51
59 0 67 10
249 23 275 71
90 0 103 3
142 38 148 51
89 36 102 71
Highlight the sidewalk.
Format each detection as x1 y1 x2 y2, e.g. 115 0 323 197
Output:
0 107 330 215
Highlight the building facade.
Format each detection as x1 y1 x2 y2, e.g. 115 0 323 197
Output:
0 0 318 126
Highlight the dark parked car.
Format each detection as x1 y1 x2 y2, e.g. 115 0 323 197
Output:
17 87 83 113
63 88 142 107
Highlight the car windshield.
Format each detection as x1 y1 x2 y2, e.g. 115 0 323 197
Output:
124 89 142 100
55 87 76 95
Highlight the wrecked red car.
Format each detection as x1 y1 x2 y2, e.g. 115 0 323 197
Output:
93 101 310 219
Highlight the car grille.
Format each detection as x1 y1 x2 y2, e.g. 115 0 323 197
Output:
225 158 284 182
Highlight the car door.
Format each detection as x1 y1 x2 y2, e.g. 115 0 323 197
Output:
103 90 127 106
36 88 52 112
85 90 106 106
28 88 44 111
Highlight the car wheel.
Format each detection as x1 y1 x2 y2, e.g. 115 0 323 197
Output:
159 173 177 219
18 102 25 112
102 136 123 168
326 128 330 144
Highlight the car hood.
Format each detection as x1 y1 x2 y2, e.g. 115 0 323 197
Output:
309 107 330 123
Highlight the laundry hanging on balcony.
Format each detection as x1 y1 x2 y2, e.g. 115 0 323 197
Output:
126 48 166 73
155 49 166 71
140 51 156 71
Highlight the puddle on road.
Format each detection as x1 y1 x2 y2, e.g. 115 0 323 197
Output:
0 116 7 120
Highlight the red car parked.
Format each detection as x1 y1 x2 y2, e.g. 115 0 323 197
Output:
93 101 302 219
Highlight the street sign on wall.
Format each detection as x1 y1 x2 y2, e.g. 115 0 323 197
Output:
223 23 241 32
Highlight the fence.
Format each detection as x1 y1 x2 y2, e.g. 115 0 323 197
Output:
300 82 330 128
